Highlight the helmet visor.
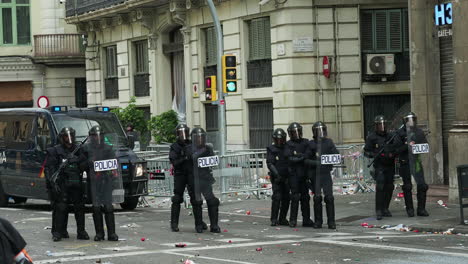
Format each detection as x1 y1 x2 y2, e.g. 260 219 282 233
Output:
313 126 327 138
273 137 286 146
63 130 73 145
289 128 301 140
375 121 386 133
177 128 190 142
91 131 103 145
404 116 417 127
192 133 206 148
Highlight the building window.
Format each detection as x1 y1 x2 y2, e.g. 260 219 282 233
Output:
247 17 272 88
361 9 409 82
133 40 149 97
0 0 30 45
205 104 218 149
104 45 118 99
248 100 273 149
75 78 87 107
203 26 221 89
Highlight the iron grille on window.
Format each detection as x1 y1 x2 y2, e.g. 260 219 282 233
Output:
248 101 273 149
205 27 217 66
105 45 118 99
134 40 149 97
205 104 219 150
247 59 272 88
248 17 272 88
361 9 410 82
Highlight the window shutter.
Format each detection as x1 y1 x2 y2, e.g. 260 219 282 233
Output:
249 17 271 60
403 9 409 51
361 11 374 52
375 10 388 51
206 27 217 66
389 10 402 52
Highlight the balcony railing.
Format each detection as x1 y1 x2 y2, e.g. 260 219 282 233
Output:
66 0 126 17
34 34 85 57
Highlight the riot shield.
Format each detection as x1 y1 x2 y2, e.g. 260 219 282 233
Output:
191 137 218 203
405 124 429 185
86 131 124 206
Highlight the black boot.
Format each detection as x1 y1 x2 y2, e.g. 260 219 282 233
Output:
402 184 415 217
301 197 314 227
278 198 290 226
192 204 204 233
383 184 394 217
92 208 105 241
325 196 336 229
417 185 429 217
53 203 68 242
289 198 299 227
170 202 181 232
75 206 89 240
375 186 385 220
105 212 119 241
207 199 221 233
270 199 280 226
313 195 323 229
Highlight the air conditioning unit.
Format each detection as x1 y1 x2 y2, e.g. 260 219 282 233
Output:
366 54 396 75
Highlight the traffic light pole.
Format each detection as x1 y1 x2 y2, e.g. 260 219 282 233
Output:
206 0 226 156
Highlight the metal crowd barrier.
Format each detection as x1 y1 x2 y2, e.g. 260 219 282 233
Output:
143 152 270 201
334 144 374 193
140 145 374 200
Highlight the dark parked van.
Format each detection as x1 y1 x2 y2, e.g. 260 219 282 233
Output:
0 106 147 210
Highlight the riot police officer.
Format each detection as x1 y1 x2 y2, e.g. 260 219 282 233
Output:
189 127 221 233
364 116 396 220
394 112 429 217
84 126 119 241
45 127 89 242
169 124 207 232
285 122 314 227
267 128 290 226
305 122 339 229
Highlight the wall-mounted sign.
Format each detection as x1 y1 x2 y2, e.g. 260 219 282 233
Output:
293 37 313 53
435 3 453 26
435 3 453 38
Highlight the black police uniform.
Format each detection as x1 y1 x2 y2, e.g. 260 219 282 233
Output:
45 141 88 241
82 125 119 241
266 143 290 226
285 138 313 227
0 217 32 264
188 139 221 233
364 130 396 220
305 137 339 229
394 126 429 217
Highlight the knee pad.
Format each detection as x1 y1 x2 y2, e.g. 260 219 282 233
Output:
56 202 68 212
291 193 301 202
324 195 334 204
171 195 184 204
272 192 281 201
92 206 102 214
402 184 413 192
313 195 323 204
376 184 385 192
417 184 428 192
206 197 220 207
300 194 310 203
190 199 203 207
103 204 114 214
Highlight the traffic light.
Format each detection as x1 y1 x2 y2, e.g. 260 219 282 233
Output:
205 75 217 101
222 55 237 93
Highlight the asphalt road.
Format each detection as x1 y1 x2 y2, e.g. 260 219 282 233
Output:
1 197 468 264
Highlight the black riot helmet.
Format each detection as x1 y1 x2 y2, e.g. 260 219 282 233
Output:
312 121 328 139
175 124 190 144
272 128 287 147
59 127 76 146
374 115 387 134
287 122 303 141
89 125 105 145
403 112 417 128
191 127 206 148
